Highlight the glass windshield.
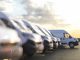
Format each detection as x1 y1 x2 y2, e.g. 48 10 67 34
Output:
44 29 53 36
13 20 32 33
22 20 45 35
37 25 50 36
0 20 6 27
23 20 37 33
14 21 25 30
43 29 51 36
31 24 45 35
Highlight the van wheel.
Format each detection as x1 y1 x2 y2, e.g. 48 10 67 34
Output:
53 42 57 49
23 40 36 57
69 43 74 48
26 42 36 57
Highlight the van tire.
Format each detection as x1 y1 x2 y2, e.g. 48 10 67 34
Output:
23 40 36 57
42 40 49 53
53 44 56 49
53 41 57 49
69 43 74 48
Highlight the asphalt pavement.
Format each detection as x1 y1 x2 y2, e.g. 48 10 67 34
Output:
22 44 80 60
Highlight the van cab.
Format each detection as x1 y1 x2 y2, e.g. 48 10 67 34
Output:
15 19 44 54
22 20 53 53
43 28 59 49
0 12 44 57
0 27 23 60
35 25 53 51
45 29 61 48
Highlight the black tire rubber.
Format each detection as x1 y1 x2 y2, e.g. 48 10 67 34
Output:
69 43 74 48
42 40 49 54
22 40 36 57
58 42 61 48
53 41 57 49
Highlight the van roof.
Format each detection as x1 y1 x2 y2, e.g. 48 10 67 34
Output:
50 30 68 33
50 30 68 38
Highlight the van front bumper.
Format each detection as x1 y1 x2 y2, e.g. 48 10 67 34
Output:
73 41 79 46
35 42 44 53
0 46 23 59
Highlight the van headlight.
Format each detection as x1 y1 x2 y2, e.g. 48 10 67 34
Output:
0 42 20 46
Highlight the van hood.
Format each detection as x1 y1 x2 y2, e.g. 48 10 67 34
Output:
0 27 21 44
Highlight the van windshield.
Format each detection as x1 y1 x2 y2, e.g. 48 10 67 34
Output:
31 24 45 36
22 20 45 35
0 20 6 27
14 21 25 30
44 29 53 37
37 26 50 36
13 20 32 33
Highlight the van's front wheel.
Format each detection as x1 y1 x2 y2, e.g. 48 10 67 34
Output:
23 40 36 57
69 43 74 48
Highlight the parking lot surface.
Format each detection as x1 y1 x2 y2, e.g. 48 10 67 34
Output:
22 44 80 60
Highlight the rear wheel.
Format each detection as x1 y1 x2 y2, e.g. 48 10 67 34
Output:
69 43 74 48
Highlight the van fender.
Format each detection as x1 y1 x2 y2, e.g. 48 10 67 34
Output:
68 42 74 45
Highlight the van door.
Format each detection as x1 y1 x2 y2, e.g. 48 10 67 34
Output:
61 33 70 45
60 38 67 44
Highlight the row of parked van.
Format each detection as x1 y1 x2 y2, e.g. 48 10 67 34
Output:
0 12 79 60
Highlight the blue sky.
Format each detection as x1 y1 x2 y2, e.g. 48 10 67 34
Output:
0 0 80 37
1 0 80 24
0 0 80 29
0 0 27 17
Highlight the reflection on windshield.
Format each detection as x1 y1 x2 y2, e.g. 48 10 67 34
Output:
14 21 25 30
31 24 45 35
44 29 52 36
0 20 6 27
14 20 32 33
37 26 50 36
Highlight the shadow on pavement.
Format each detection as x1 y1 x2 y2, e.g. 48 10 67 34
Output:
21 47 79 60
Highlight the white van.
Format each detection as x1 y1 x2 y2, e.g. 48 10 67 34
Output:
22 20 53 53
50 30 79 48
0 11 44 57
0 27 23 60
